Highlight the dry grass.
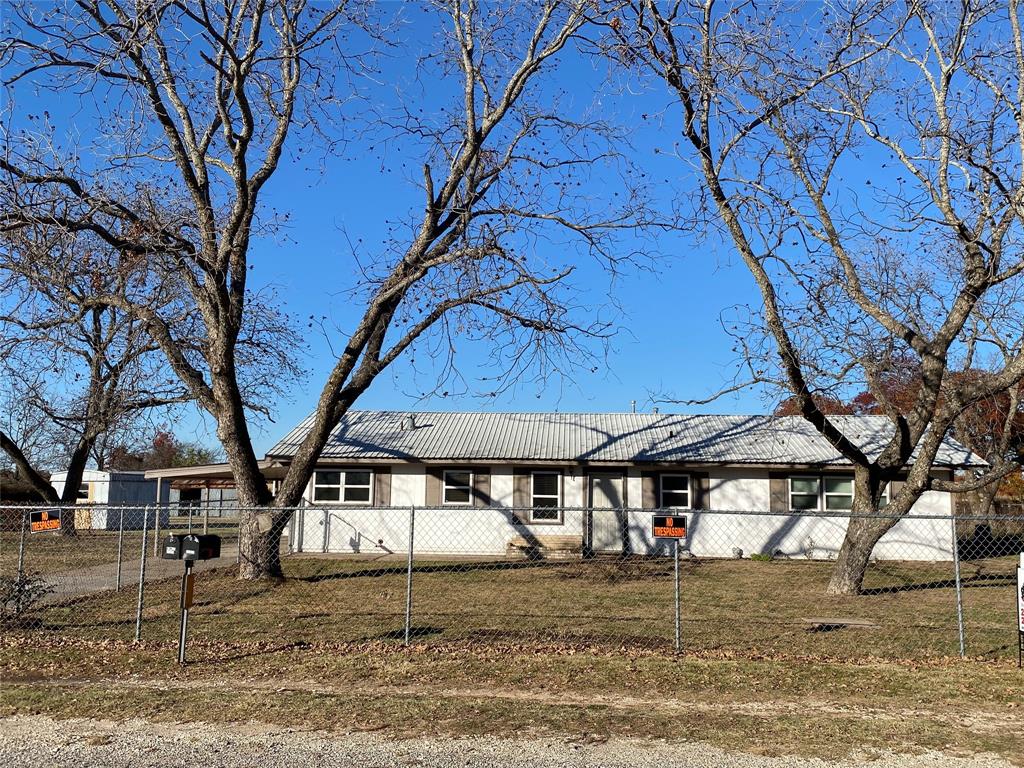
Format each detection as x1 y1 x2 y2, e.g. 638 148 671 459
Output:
2 634 1022 764
6 536 1022 763
24 552 1020 662
0 521 239 577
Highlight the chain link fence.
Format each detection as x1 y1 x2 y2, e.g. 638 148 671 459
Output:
2 503 1021 662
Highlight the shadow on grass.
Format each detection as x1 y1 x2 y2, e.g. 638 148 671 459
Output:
296 559 570 583
295 554 700 584
861 571 1014 596
376 626 444 641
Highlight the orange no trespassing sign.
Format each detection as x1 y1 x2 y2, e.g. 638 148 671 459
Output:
652 515 687 539
30 509 61 533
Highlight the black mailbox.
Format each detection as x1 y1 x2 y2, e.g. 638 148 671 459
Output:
182 534 221 561
161 534 186 560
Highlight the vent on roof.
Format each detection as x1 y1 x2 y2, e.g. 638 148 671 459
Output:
400 414 416 431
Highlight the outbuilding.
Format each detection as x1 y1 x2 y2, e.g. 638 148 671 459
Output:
49 469 171 530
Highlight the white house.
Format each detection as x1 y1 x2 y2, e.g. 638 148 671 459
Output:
252 411 982 563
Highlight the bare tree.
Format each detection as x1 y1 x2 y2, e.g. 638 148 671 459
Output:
607 0 1024 593
0 376 67 482
0 228 196 512
1 0 649 578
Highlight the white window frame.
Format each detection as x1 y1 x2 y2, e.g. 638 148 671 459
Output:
788 475 822 512
879 482 890 508
442 469 474 506
312 469 374 505
529 471 562 524
659 474 691 509
76 482 91 501
823 475 855 512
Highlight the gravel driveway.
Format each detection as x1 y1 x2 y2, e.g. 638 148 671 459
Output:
0 715 1014 768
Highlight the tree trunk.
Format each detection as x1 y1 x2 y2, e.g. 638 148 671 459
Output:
0 430 60 504
237 509 291 580
826 515 898 595
55 440 96 537
826 469 900 595
210 369 284 578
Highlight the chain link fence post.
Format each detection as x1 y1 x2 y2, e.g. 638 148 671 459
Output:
134 504 150 642
404 505 416 645
951 511 966 657
16 508 28 584
115 508 125 591
674 537 681 652
153 497 161 558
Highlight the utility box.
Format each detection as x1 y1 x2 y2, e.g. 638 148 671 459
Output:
182 534 221 561
161 534 187 560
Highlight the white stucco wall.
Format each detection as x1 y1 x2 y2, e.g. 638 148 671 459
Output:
295 464 958 561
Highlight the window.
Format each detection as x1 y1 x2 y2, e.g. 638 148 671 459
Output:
789 476 820 511
313 470 373 504
660 474 690 508
879 483 890 508
530 471 561 522
824 476 854 511
443 470 473 505
76 483 90 501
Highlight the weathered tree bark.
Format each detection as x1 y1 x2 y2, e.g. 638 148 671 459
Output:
826 518 897 595
825 470 895 595
0 430 59 504
238 510 292 581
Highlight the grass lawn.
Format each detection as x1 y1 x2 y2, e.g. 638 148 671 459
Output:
14 551 1021 662
0 522 239 577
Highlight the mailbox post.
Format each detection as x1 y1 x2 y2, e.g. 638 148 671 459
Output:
161 533 221 664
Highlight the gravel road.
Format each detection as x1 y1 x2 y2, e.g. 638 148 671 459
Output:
0 715 1013 768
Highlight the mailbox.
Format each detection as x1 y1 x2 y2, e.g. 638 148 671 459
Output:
182 534 221 561
161 534 186 560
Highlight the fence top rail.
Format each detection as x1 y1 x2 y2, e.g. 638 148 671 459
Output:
5 503 1020 524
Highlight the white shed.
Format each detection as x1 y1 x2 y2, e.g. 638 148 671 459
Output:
49 469 171 530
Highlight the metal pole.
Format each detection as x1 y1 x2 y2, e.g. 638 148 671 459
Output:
188 504 193 533
404 505 416 645
17 509 28 583
951 513 966 658
134 505 150 642
203 503 209 535
178 559 193 665
115 508 125 591
674 538 681 653
153 479 161 558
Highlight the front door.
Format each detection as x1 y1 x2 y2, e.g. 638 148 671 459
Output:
589 473 625 553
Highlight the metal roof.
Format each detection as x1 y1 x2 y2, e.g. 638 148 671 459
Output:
266 411 986 468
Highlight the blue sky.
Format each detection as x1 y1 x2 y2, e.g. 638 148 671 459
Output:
4 6 775 458
224 40 769 455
